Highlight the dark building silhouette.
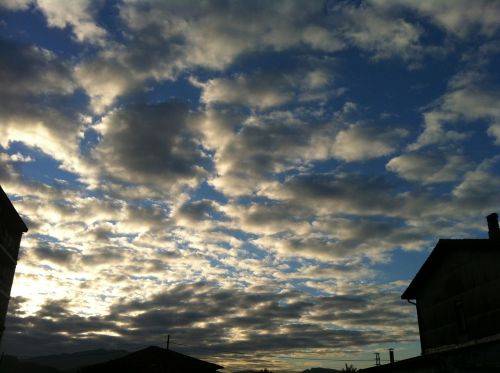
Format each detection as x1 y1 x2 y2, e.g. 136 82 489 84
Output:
0 186 28 346
401 214 500 354
361 213 500 372
79 346 223 373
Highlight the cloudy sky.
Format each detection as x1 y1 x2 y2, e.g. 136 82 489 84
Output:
2 0 500 371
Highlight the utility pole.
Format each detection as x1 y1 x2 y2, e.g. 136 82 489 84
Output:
165 335 170 373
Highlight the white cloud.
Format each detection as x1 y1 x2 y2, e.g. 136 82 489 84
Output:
75 54 142 114
35 0 106 44
387 151 471 184
9 152 34 162
452 156 500 211
330 123 408 162
372 0 500 38
340 4 423 62
196 73 294 110
195 67 335 110
0 0 31 10
410 75 500 150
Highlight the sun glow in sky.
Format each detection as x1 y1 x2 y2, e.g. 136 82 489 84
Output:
2 0 500 371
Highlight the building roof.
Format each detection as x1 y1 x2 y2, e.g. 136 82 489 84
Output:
401 238 498 300
0 185 28 233
360 336 500 372
80 346 223 373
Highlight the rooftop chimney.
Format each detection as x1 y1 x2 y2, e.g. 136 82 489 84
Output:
487 213 500 240
389 348 394 364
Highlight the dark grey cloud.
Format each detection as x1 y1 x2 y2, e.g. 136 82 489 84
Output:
175 199 228 224
0 38 74 97
81 246 125 266
4 282 417 367
32 243 78 265
94 102 208 189
281 172 397 215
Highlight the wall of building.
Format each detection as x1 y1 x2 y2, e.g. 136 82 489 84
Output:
416 246 500 354
0 211 24 345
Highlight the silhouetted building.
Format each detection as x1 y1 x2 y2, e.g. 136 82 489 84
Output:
80 346 223 373
0 186 27 346
361 213 500 372
401 215 500 354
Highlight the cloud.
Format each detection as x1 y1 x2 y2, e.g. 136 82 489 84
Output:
373 0 500 38
221 201 312 236
201 109 320 196
0 0 31 10
201 106 407 198
0 39 87 173
74 56 141 114
196 73 295 110
331 123 408 161
5 281 417 369
35 0 106 44
33 242 78 265
254 216 428 262
75 1 344 111
338 3 424 63
195 67 335 110
93 102 208 191
452 157 500 211
119 1 343 68
5 2 500 369
387 150 471 184
267 172 398 217
0 39 75 97
410 77 500 150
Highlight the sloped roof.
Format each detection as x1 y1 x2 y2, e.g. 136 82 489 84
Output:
401 238 499 300
360 335 500 372
80 346 223 373
0 185 28 233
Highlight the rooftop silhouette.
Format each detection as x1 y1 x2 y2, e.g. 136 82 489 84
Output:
79 345 223 373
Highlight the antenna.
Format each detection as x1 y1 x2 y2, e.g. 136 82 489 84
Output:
167 334 170 350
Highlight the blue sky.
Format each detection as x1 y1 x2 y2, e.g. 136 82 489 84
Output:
1 0 500 371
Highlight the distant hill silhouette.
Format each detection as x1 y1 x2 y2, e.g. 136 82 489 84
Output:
0 354 60 373
24 349 128 372
234 369 340 373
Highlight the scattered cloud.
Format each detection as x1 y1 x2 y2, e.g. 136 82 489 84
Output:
1 1 499 369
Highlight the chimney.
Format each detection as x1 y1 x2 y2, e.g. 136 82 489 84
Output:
389 348 394 364
487 213 500 240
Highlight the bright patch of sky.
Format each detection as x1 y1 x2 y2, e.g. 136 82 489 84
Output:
2 0 500 370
